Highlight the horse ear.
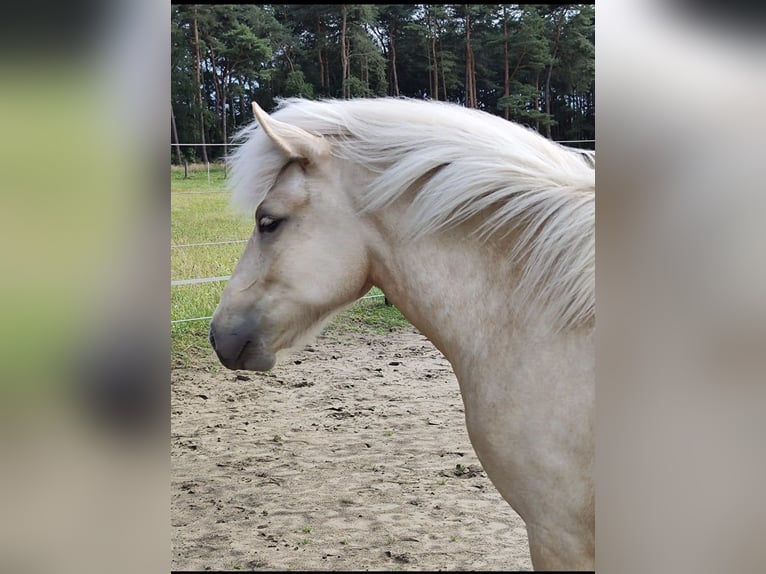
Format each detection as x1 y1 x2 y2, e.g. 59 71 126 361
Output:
251 102 328 163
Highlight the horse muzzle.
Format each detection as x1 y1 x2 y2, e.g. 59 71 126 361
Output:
208 318 276 372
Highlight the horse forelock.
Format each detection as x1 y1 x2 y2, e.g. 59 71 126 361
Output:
228 97 594 331
227 123 287 217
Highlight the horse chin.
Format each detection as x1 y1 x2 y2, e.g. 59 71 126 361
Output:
215 337 275 372
238 350 276 372
233 340 276 372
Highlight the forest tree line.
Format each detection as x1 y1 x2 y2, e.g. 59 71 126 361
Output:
171 4 595 164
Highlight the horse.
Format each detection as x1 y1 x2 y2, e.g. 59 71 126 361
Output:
209 97 595 571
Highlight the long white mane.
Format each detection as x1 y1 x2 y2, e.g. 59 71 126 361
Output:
228 97 594 330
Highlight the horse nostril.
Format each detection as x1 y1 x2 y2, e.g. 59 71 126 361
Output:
208 325 216 351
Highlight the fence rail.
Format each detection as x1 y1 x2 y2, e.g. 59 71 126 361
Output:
171 292 387 325
172 240 247 248
171 275 232 287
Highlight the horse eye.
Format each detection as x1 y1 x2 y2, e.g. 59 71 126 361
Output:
257 215 283 234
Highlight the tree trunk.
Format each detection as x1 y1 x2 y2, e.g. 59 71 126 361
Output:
545 10 564 138
535 69 541 132
439 35 447 100
465 8 476 108
239 75 246 126
207 44 223 159
369 22 389 95
316 15 325 90
170 104 183 167
426 35 433 98
284 46 295 73
222 80 228 175
341 6 349 98
390 24 400 96
503 6 510 120
432 37 439 100
231 92 236 131
430 10 439 100
424 8 434 100
192 9 209 164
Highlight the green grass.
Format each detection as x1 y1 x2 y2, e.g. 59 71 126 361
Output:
171 162 230 192
171 169 254 367
171 165 411 368
326 299 411 335
171 193 252 246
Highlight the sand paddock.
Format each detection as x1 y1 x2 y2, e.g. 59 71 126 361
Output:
172 326 532 571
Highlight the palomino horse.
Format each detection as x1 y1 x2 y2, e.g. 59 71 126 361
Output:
209 97 594 571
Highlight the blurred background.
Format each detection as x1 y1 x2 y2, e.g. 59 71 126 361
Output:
0 0 168 573
597 1 766 573
0 1 764 573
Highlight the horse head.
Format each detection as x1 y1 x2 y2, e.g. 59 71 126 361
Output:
209 103 373 371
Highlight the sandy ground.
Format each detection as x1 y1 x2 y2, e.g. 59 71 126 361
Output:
171 325 532 571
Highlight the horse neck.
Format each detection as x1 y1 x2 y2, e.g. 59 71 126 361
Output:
366 207 524 374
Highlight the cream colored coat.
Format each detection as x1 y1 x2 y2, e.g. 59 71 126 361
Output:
210 98 594 570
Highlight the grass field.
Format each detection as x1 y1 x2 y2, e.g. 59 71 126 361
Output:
171 163 410 368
